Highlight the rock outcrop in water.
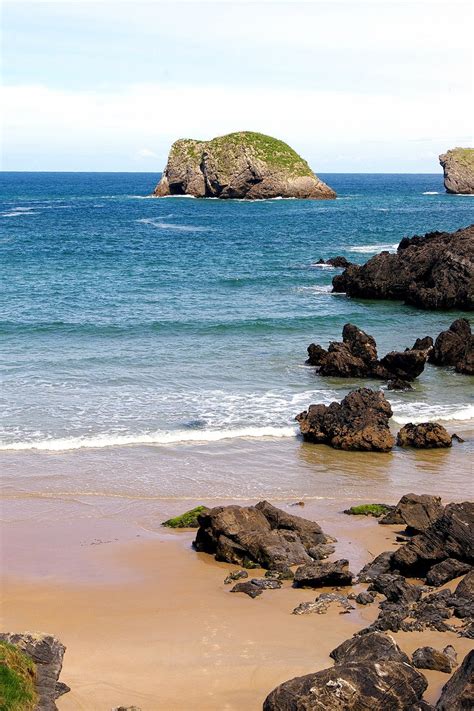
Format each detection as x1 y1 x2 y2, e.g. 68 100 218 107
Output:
429 319 474 374
439 148 474 194
296 387 395 452
153 131 336 199
332 225 474 310
396 423 454 449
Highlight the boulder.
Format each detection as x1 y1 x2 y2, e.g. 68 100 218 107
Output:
293 559 354 588
153 131 336 199
368 573 422 604
378 350 428 381
292 593 354 615
388 378 414 391
332 225 474 310
330 631 410 664
224 569 248 584
355 591 376 605
306 343 328 366
435 649 474 710
263 660 428 711
357 551 394 582
0 632 68 711
397 423 453 449
296 387 395 452
411 336 434 353
454 570 474 599
392 502 474 577
426 559 472 587
314 256 353 268
439 148 474 194
379 494 444 533
193 500 331 568
230 578 281 598
412 646 457 673
429 319 474 374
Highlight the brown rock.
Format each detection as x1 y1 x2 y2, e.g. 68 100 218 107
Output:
439 148 474 194
330 631 410 664
429 319 474 375
435 649 474 710
379 494 444 533
293 559 354 588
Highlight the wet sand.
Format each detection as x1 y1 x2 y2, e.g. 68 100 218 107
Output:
1 436 473 709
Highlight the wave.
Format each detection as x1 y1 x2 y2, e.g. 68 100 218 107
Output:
0 426 298 452
391 403 474 425
2 207 38 217
296 285 333 294
422 191 439 195
136 218 209 232
348 243 398 254
310 263 336 270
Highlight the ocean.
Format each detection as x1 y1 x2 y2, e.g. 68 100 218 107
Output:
1 171 473 503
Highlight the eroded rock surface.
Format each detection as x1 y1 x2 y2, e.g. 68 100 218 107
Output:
439 148 474 194
429 319 474 374
330 631 410 665
379 494 444 533
435 649 474 710
397 423 453 449
293 559 354 588
412 645 457 673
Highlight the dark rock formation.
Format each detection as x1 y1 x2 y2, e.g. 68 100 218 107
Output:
306 323 429 381
193 500 331 568
332 225 474 310
0 632 68 710
454 570 474 599
263 659 428 711
379 494 444 533
153 131 336 199
397 423 453 449
356 591 376 605
412 336 434 353
330 631 410 665
435 650 474 710
293 559 354 588
368 573 422 604
357 551 394 583
296 387 395 452
425 559 471 587
224 569 248 584
230 578 281 598
439 148 474 194
314 256 353 268
392 502 474 577
388 378 414 391
429 319 474 374
292 593 354 615
412 646 457 673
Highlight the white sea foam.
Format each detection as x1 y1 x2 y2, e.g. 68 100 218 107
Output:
296 285 333 294
422 191 439 195
2 207 38 218
391 403 474 425
137 218 209 232
0 426 298 452
310 263 336 270
348 243 398 254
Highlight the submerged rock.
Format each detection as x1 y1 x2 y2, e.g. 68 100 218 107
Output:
332 225 474 310
439 147 474 194
397 423 453 449
435 649 474 710
388 378 414 391
193 500 331 568
230 578 281 598
314 256 353 268
153 131 336 200
296 387 395 452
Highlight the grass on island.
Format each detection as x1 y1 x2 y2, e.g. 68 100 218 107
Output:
0 641 37 711
162 505 208 528
448 147 474 167
343 503 392 518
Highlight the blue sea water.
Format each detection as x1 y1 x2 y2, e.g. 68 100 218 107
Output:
1 172 473 451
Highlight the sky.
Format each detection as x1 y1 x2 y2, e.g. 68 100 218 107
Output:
1 0 473 172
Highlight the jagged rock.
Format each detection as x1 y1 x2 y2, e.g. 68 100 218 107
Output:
356 591 376 605
388 378 414 391
0 632 68 711
292 593 354 615
357 551 394 582
307 543 336 559
153 131 336 200
230 578 281 598
332 225 474 310
224 569 248 584
379 494 444 533
429 319 474 375
305 343 328 366
379 350 428 381
412 336 434 353
435 649 474 710
296 387 395 452
265 566 294 580
263 659 428 711
412 646 457 673
439 148 474 194
391 502 474 577
426 559 472 587
293 559 354 588
193 500 331 568
368 573 422 604
314 256 353 268
397 423 453 449
330 631 410 664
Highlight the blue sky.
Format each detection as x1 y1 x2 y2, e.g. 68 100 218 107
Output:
2 0 473 171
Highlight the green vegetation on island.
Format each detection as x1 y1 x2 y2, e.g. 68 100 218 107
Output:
0 641 38 711
343 503 393 518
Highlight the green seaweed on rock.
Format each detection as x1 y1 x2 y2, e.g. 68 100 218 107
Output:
343 503 393 518
162 505 208 528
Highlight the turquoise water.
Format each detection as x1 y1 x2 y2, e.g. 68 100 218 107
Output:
1 172 473 451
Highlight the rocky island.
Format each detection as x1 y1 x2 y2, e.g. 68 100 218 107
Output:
153 131 336 199
439 148 474 194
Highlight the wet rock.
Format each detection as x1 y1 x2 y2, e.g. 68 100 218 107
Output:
426 559 472 587
265 565 294 580
356 591 376 605
296 387 395 452
397 423 453 449
368 573 422 604
330 631 410 664
263 659 428 711
230 578 282 598
332 225 474 310
392 502 474 577
314 256 353 268
112 707 142 711
412 336 434 353
292 593 354 615
307 543 336 559
224 569 248 584
412 646 458 673
0 632 68 711
357 551 394 582
193 500 331 568
379 493 444 533
429 319 474 375
435 649 474 710
454 570 474 599
306 342 328 366
379 349 428 381
388 378 414 391
293 559 354 588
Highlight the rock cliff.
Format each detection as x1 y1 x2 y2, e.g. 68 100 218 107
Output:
153 131 336 199
439 148 474 194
